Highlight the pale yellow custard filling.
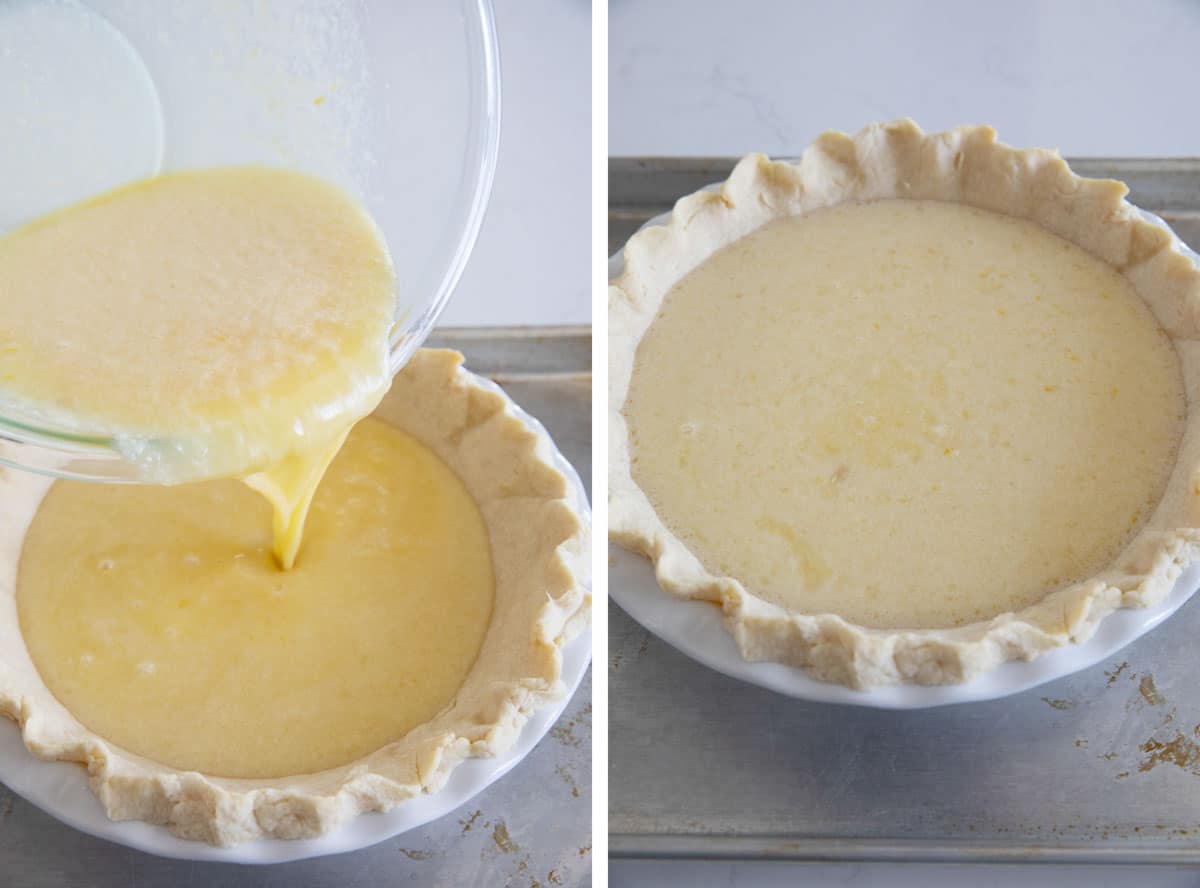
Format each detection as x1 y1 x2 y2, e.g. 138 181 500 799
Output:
0 167 397 566
625 199 1186 630
17 417 494 779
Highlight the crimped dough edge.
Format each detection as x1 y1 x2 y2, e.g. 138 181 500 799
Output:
609 119 1200 689
0 348 590 845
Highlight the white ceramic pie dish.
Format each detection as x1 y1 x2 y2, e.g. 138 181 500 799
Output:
609 195 1200 708
610 542 1198 709
0 372 592 862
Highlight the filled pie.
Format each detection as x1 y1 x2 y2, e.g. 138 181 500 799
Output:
0 350 589 844
609 120 1200 688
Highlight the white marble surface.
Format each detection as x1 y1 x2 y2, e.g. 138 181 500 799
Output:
442 0 591 328
610 0 1200 159
608 1 1200 885
610 862 1200 887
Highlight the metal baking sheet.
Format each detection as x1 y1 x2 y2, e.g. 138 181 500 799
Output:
608 158 1200 864
0 326 592 887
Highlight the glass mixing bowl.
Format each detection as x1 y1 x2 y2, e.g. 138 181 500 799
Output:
0 0 500 481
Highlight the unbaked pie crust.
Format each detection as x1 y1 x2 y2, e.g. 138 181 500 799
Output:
0 349 590 845
609 119 1200 689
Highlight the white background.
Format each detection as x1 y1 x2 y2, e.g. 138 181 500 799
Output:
610 0 1200 159
609 1 1200 886
441 0 591 328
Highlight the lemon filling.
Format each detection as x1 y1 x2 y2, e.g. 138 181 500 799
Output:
17 418 494 779
625 199 1185 629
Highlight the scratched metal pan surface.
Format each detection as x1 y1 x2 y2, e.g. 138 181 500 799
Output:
0 327 593 886
608 158 1200 863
